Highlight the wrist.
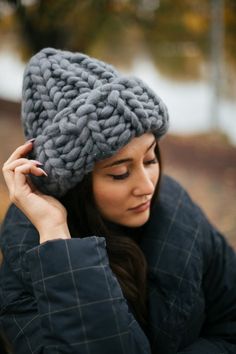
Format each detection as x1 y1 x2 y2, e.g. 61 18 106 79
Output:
39 223 71 244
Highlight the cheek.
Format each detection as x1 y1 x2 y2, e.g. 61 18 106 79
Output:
93 180 126 212
150 164 160 186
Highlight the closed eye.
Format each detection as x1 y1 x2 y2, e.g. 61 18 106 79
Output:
108 159 157 180
108 172 129 180
145 158 158 165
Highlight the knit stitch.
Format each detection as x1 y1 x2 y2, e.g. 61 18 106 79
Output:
21 48 169 196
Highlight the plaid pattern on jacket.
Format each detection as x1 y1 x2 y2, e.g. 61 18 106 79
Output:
0 175 236 354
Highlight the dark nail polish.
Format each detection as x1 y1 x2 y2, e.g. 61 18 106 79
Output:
25 138 35 145
41 170 48 177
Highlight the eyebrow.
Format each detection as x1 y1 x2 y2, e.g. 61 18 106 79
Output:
103 138 156 168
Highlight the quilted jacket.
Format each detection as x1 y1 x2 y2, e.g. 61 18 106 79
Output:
0 175 236 354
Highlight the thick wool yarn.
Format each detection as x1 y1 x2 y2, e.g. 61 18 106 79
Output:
22 48 169 196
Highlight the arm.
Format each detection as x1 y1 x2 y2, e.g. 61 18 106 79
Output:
177 217 236 354
1 142 152 353
0 209 151 354
26 237 151 353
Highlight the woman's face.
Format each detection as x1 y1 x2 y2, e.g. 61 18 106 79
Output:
92 133 160 228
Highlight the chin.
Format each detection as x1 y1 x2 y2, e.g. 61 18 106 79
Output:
121 211 151 228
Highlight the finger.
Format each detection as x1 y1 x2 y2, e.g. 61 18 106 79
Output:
2 167 15 198
3 163 44 201
4 140 34 165
4 158 42 171
2 159 42 193
13 164 47 199
14 163 47 184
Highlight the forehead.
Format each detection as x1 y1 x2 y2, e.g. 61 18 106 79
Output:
95 133 155 168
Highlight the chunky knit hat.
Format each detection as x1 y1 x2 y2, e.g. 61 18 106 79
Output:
22 47 169 196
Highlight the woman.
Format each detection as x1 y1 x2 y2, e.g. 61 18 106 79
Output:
0 48 236 354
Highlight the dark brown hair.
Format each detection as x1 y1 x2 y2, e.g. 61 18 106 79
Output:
60 143 162 329
0 332 12 354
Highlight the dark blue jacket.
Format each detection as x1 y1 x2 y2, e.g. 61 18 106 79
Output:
0 176 236 353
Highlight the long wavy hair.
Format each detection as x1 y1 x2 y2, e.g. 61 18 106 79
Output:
60 143 162 329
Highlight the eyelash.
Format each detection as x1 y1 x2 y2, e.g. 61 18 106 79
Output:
109 158 158 180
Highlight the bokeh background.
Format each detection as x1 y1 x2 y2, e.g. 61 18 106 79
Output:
0 0 235 248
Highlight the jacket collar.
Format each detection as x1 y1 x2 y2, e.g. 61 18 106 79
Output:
140 176 204 353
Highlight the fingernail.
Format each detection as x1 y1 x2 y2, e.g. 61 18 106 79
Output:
25 138 35 144
31 159 42 164
36 166 48 177
35 162 43 167
41 169 48 177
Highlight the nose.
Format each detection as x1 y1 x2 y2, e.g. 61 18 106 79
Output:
132 168 155 197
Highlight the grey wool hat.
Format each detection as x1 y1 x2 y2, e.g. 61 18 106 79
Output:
22 47 169 197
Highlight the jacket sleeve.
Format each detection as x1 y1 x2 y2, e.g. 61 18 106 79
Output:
0 205 151 354
177 217 236 354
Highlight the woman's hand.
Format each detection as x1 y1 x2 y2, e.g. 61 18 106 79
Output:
2 140 71 244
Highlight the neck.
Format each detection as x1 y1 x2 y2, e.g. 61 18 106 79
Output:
104 219 143 241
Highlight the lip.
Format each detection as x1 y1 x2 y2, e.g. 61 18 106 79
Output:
129 200 151 213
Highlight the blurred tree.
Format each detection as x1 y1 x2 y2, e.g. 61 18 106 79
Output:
0 0 113 56
139 0 210 79
224 0 236 100
0 0 235 83
0 0 150 57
